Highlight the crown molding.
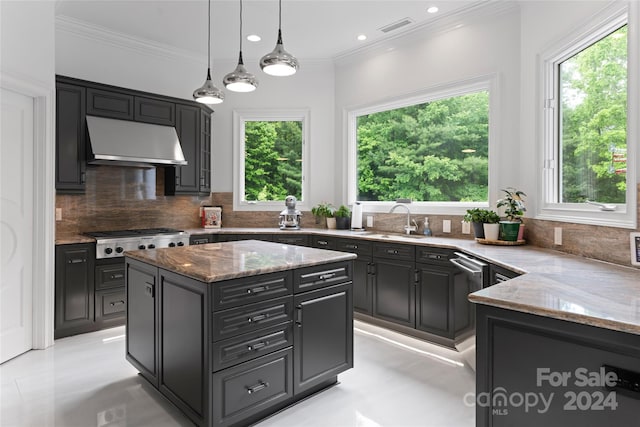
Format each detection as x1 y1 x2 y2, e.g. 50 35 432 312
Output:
334 0 519 64
55 15 206 65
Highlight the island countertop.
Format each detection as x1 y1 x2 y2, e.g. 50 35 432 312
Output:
124 239 357 283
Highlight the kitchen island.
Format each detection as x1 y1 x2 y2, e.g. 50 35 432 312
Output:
124 240 356 427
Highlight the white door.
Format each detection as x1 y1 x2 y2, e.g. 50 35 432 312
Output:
0 88 34 363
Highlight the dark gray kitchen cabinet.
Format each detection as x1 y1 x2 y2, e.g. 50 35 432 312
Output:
273 234 309 247
371 243 416 328
170 104 201 194
133 96 175 126
190 233 217 245
55 82 86 193
200 110 212 193
125 259 159 387
311 235 337 250
336 238 373 315
489 263 521 285
216 234 272 243
95 258 126 328
55 243 95 338
293 282 353 395
86 87 134 120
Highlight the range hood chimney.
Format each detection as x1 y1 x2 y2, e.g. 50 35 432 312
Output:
86 116 187 166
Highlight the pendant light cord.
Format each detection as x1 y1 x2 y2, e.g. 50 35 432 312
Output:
239 0 243 52
278 0 282 29
207 0 211 73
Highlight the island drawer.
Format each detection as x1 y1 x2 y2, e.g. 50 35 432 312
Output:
212 271 293 311
213 296 293 341
212 323 293 372
294 261 352 294
212 348 293 427
373 242 415 261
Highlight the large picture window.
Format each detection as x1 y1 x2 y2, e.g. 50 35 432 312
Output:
233 110 309 210
541 6 636 228
347 77 495 214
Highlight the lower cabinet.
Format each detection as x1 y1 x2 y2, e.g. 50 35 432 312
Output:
55 243 95 339
125 257 353 427
372 257 416 328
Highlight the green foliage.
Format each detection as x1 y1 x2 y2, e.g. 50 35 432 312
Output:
244 120 302 201
356 91 489 202
484 211 500 224
496 188 526 221
334 205 351 218
463 208 497 223
311 202 335 218
560 25 627 203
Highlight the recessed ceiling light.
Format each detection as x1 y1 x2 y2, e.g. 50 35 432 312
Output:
427 6 439 14
247 34 261 42
357 34 367 41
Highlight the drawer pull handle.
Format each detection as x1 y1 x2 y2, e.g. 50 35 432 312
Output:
110 273 124 279
247 341 267 351
346 244 358 249
319 273 336 281
247 381 269 394
386 249 399 255
248 313 268 323
247 285 268 295
110 300 125 307
318 240 328 245
68 258 86 264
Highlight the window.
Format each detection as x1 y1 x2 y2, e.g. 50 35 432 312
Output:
233 110 309 210
347 76 496 214
541 7 636 228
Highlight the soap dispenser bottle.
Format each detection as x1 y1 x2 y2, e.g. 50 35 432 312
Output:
423 217 432 236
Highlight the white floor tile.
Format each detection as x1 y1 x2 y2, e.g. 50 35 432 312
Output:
0 322 475 427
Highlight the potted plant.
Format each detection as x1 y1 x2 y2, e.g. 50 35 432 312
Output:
463 208 495 239
311 202 335 229
482 210 501 241
496 188 526 241
334 205 351 230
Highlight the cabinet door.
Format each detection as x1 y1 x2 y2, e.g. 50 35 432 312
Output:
353 258 372 314
293 282 353 395
173 104 201 193
416 263 454 338
86 87 134 120
55 244 95 338
55 82 86 193
125 259 159 387
200 110 212 193
134 96 175 126
372 258 415 327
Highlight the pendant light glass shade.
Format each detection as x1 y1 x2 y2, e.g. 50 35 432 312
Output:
193 0 224 104
260 0 298 76
224 0 258 92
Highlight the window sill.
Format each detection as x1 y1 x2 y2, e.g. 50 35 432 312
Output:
536 207 637 229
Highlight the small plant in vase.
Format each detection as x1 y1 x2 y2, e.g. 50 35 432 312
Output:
334 205 351 230
311 202 335 229
482 210 501 241
496 188 526 241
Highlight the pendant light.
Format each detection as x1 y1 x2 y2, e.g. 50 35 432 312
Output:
260 0 299 77
193 0 224 104
223 0 258 92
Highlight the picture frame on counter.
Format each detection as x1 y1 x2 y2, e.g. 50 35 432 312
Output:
203 207 222 228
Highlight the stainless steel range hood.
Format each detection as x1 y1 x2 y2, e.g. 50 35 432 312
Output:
86 116 187 166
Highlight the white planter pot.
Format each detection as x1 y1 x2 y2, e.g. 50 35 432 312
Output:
326 217 337 229
483 223 500 241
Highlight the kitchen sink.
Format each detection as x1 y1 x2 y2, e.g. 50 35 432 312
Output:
360 232 428 240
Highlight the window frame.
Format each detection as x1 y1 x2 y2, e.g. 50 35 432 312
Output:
346 74 498 215
538 4 637 228
233 109 310 212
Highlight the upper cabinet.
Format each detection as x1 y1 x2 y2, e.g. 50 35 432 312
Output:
55 75 212 195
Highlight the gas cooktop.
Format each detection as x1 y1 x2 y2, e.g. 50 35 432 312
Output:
85 228 190 259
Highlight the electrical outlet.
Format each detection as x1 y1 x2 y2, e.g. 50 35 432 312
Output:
55 208 62 221
366 215 374 228
443 219 451 233
461 221 470 234
554 227 562 245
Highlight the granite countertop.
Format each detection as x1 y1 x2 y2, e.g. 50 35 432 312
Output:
125 239 356 283
55 233 97 245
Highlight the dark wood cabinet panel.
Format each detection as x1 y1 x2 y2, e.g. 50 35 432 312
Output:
200 110 212 193
95 288 126 328
125 259 159 387
352 258 373 314
171 104 201 194
55 82 86 193
293 282 353 395
273 235 309 247
54 244 95 338
189 234 217 245
134 96 175 126
372 258 416 327
86 88 134 120
416 263 461 338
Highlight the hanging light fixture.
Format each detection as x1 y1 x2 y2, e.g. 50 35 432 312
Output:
193 0 224 104
224 0 258 92
259 0 299 77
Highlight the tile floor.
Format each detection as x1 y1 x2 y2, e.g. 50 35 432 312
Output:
0 321 475 426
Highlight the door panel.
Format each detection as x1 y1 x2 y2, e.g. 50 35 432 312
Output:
1 88 34 363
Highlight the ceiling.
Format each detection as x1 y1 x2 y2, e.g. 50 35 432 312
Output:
55 0 484 62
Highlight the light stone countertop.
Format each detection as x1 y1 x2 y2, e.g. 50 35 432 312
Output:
125 239 356 283
62 226 640 335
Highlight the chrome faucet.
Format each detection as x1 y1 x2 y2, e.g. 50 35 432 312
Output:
389 204 417 235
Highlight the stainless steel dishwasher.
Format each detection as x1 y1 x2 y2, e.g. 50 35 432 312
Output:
449 252 489 371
